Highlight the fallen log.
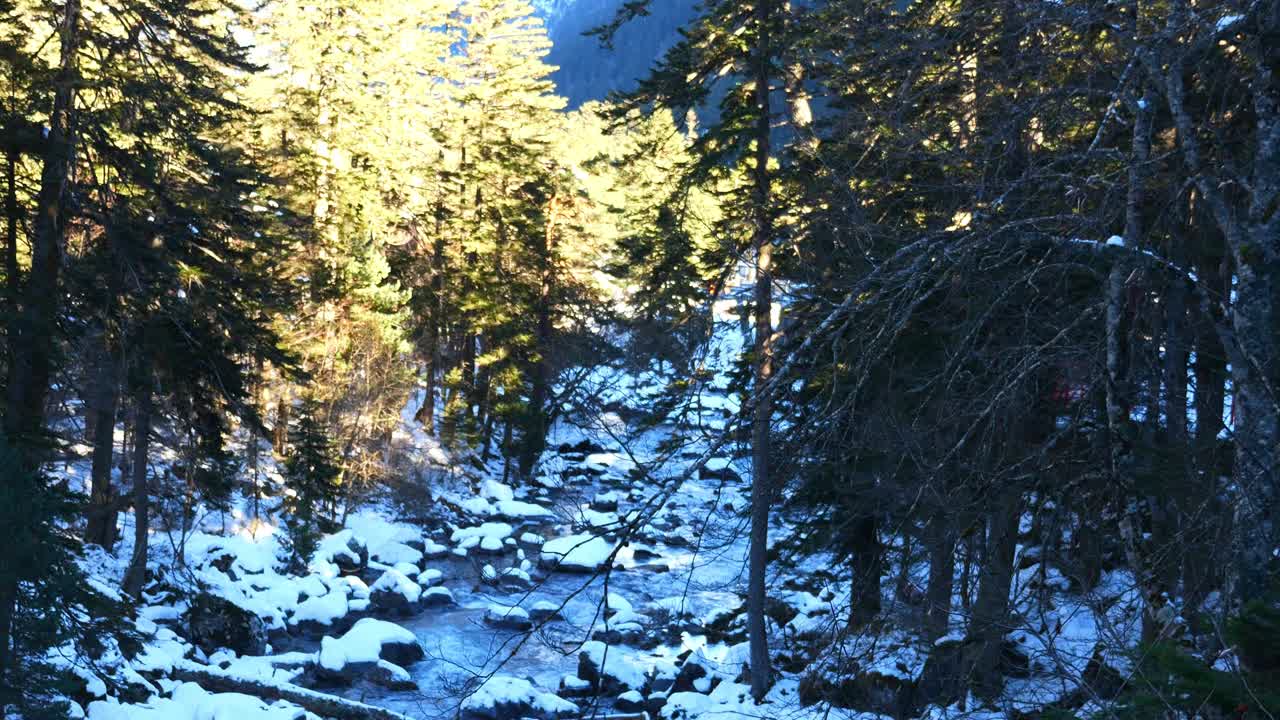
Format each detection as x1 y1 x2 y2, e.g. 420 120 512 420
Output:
172 660 414 720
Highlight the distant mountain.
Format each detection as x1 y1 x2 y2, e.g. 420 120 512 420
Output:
532 0 701 108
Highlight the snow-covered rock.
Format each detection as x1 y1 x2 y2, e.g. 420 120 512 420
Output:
87 682 306 720
461 675 578 720
313 530 368 576
421 586 455 608
315 618 423 685
483 604 533 631
539 533 616 573
182 593 267 657
577 640 650 694
368 569 422 615
290 588 349 631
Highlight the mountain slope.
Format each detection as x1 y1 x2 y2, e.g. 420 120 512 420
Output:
534 0 701 107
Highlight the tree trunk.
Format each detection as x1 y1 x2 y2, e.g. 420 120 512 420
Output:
274 390 290 455
84 329 121 548
747 0 775 702
1162 2 1280 608
415 208 446 433
123 366 154 599
3 0 79 456
4 151 17 304
848 510 882 628
520 198 558 481
0 0 81 681
1184 241 1228 631
964 486 1021 702
1229 50 1280 603
1111 81 1159 642
171 662 414 720
924 510 956 642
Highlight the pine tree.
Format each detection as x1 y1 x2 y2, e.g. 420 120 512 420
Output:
282 397 341 566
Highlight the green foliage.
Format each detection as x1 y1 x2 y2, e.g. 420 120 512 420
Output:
0 438 134 716
282 398 341 565
1108 599 1280 719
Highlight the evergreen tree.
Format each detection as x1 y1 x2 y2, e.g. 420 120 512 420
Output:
282 397 341 565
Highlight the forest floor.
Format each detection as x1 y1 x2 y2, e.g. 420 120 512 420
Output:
64 316 1147 720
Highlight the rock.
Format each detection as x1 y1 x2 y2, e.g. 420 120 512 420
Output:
764 597 798 626
911 637 964 710
369 569 422 616
646 692 669 717
557 439 606 455
615 690 645 713
1002 639 1032 678
698 464 741 483
539 533 616 573
369 659 417 691
631 546 662 561
671 656 708 694
422 539 450 560
798 665 909 717
462 676 579 720
530 601 563 623
372 541 424 568
1081 644 1125 700
577 641 648 695
320 531 369 577
484 604 533 631
591 627 653 648
558 673 592 698
314 619 424 687
183 592 267 656
591 492 619 512
421 586 455 608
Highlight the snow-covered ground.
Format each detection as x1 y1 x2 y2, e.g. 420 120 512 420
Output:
59 310 1147 720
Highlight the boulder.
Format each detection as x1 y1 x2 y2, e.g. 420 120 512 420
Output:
369 659 418 691
671 655 708 694
462 676 578 720
318 531 369 577
183 592 267 656
577 641 648 695
421 586 455 608
314 618 424 686
530 601 563 623
557 439 607 455
483 604 533 632
369 569 422 616
590 492 619 512
615 690 645 713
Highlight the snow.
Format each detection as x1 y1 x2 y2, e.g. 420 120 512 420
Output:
87 682 305 720
461 675 578 718
450 522 514 544
580 640 650 691
540 533 617 571
313 529 364 569
480 479 515 502
422 586 453 604
371 542 423 567
369 568 422 604
484 603 531 626
290 589 347 626
318 618 419 670
585 452 636 473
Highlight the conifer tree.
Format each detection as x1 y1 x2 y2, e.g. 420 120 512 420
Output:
282 397 340 565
